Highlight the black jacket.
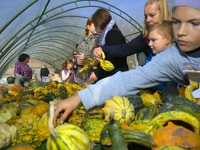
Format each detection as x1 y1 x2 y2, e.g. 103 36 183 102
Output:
40 67 50 78
94 24 129 80
102 32 150 66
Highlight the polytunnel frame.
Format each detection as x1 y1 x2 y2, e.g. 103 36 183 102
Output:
0 0 143 78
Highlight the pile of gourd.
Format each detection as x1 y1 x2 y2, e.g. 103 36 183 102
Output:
1 75 200 150
0 76 86 150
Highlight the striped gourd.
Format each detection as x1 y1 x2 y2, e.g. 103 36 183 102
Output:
130 111 200 135
47 102 91 150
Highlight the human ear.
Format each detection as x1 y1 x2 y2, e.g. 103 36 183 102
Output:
87 25 91 30
166 35 171 45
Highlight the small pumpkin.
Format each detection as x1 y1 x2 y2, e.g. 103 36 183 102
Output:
102 95 135 125
151 121 200 150
7 143 36 150
30 101 49 117
140 93 159 106
12 85 22 91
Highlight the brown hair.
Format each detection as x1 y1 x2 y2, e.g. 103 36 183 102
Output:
62 59 73 68
85 18 93 35
148 20 174 44
92 8 112 30
143 0 172 37
54 69 61 77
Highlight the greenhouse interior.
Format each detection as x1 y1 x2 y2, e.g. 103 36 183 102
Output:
1 0 200 150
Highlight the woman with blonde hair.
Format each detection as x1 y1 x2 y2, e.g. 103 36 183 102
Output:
93 0 172 66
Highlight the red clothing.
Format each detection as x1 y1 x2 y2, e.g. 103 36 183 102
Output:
14 62 32 81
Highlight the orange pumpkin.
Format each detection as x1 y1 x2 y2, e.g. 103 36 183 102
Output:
47 82 54 90
12 85 22 91
151 122 200 150
30 102 49 117
7 143 36 150
177 86 186 97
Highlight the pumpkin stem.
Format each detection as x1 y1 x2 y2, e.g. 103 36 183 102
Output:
122 110 126 118
48 101 59 139
109 107 115 120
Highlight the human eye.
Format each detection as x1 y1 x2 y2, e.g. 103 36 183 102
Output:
172 20 179 24
150 14 155 18
191 22 200 26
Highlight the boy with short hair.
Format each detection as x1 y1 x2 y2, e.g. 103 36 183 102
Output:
146 20 178 90
146 20 174 64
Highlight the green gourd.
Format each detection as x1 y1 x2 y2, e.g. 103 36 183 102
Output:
108 119 128 150
162 82 179 103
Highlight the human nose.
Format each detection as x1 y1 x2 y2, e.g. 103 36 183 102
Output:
146 16 151 23
148 40 152 47
177 23 187 37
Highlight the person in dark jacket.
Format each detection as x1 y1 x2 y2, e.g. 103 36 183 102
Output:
93 0 172 67
40 65 50 82
89 8 129 81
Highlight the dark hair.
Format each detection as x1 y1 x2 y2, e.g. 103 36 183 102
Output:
18 53 30 62
76 44 79 49
54 69 61 77
92 8 112 30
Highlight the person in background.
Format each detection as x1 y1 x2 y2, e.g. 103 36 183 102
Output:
72 48 78 77
89 8 129 82
52 69 61 83
93 0 172 67
75 17 99 85
53 0 200 125
32 69 37 79
40 65 50 82
14 53 32 81
62 59 76 83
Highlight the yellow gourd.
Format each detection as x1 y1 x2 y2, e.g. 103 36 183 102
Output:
100 51 114 71
102 95 135 125
185 82 199 102
47 102 91 150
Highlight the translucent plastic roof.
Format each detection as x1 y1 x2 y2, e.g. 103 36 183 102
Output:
0 0 174 78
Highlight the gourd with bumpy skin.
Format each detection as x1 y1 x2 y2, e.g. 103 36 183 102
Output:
84 119 106 143
99 51 114 71
102 95 135 125
47 102 91 150
151 122 200 150
185 82 199 102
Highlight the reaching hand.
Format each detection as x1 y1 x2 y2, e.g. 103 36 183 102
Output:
93 47 102 61
75 52 84 65
53 94 81 125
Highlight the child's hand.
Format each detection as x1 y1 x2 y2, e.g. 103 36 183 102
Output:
93 47 102 61
53 94 82 125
